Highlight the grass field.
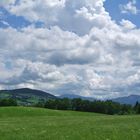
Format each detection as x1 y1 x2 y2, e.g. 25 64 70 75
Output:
0 107 140 140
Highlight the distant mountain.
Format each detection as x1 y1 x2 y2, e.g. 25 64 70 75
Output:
0 88 139 106
0 88 56 105
60 94 140 105
59 94 95 101
112 95 140 105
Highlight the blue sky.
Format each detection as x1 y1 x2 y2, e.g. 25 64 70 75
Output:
0 7 30 28
0 0 140 99
104 0 140 28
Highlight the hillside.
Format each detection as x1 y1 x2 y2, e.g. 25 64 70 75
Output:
0 107 139 140
0 88 56 105
112 95 140 105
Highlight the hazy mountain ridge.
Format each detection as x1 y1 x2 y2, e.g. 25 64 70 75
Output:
112 95 140 105
0 88 140 105
60 94 140 105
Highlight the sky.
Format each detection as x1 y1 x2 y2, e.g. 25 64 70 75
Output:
0 0 140 99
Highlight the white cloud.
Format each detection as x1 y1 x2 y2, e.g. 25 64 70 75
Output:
0 22 140 98
5 0 110 35
120 19 136 30
0 0 16 6
0 21 10 26
120 0 139 15
0 0 140 98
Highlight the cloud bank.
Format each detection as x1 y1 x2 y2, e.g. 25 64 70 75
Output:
0 0 140 99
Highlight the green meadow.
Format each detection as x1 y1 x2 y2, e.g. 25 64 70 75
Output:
0 107 139 140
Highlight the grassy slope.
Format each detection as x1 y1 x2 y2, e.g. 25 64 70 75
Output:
0 107 140 140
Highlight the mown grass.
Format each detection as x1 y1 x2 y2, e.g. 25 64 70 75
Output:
0 107 139 140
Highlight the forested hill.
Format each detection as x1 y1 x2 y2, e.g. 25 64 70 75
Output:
0 88 56 105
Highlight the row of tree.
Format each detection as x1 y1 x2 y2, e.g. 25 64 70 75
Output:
35 98 140 115
0 98 17 106
0 97 139 115
134 101 140 114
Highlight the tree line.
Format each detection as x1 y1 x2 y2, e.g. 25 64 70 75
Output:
35 98 140 115
0 97 140 115
0 98 17 106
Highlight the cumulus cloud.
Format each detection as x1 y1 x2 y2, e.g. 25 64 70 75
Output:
120 0 139 15
120 19 136 30
0 0 16 6
0 0 140 98
5 0 110 35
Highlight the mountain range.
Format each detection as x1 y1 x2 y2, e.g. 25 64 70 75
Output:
112 95 140 105
60 94 140 105
0 88 140 105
